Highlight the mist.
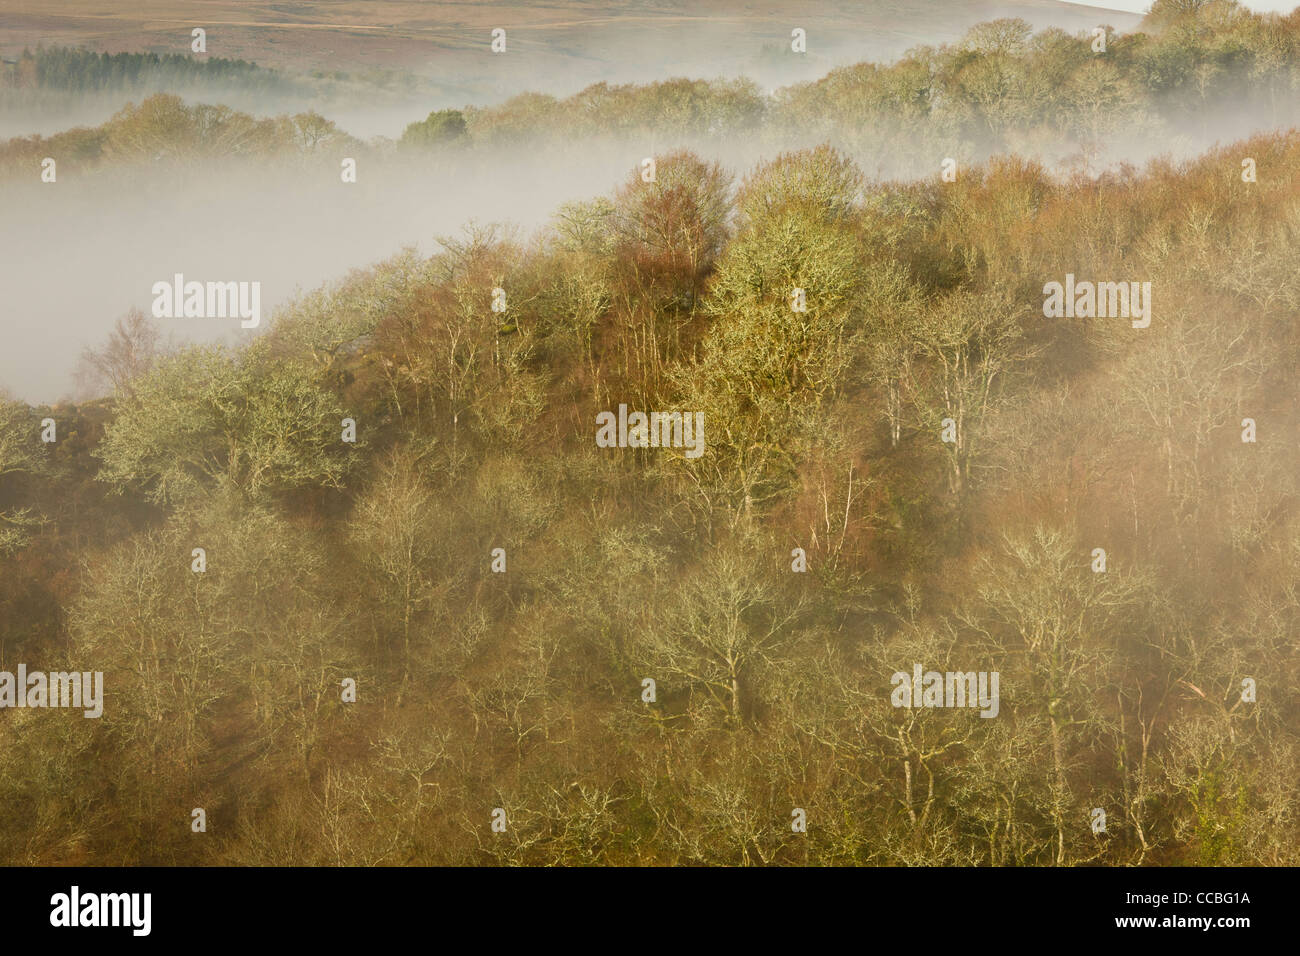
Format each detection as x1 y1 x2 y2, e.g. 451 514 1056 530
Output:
7 90 1300 404
4 0 1298 403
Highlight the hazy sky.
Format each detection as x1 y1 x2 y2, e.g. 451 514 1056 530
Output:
1067 0 1297 12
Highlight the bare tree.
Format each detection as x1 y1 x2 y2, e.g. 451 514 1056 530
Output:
78 307 162 399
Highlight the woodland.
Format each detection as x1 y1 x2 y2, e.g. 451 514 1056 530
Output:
0 0 1296 865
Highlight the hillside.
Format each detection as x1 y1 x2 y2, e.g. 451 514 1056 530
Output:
2 128 1297 864
1 0 1142 93
0 0 1295 869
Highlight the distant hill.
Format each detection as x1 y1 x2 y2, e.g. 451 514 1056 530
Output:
1 0 1143 96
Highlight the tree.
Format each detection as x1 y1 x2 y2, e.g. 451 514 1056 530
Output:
681 148 869 524
905 287 1031 498
965 526 1149 864
961 18 1034 58
1063 60 1145 165
637 543 805 727
77 307 162 399
290 112 346 152
398 109 467 150
94 344 354 506
348 449 439 685
0 397 43 554
609 149 732 311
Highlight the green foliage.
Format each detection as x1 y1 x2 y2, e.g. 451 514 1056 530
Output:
0 398 45 555
94 345 355 505
14 45 296 95
398 108 467 150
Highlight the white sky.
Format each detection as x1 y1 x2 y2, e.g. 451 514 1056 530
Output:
1065 0 1297 12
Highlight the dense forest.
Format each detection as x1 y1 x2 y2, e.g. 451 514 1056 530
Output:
0 0 1297 865
0 47 301 95
0 44 435 137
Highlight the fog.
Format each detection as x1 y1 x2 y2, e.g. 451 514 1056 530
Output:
4 8 1298 403
0 0 1142 143
1 153 602 403
6 103 1298 404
